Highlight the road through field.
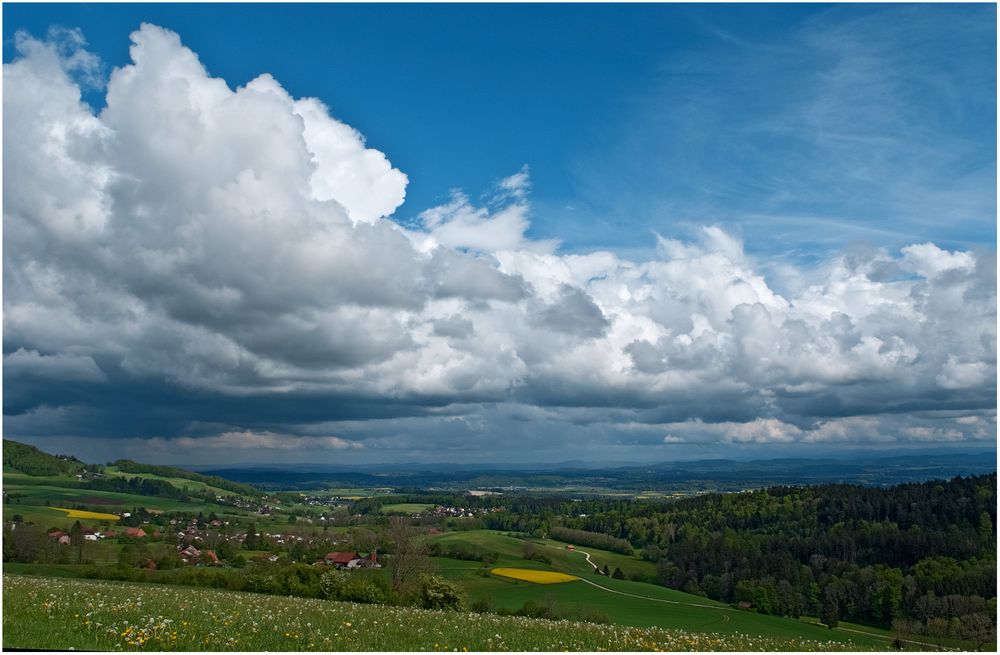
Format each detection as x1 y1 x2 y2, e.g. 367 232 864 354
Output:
576 573 731 611
578 548 599 572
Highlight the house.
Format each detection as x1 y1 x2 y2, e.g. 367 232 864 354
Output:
104 530 117 539
125 527 147 538
565 544 575 551
58 535 71 546
209 519 223 527
178 545 201 563
47 530 66 540
323 551 362 568
202 550 220 565
84 534 98 541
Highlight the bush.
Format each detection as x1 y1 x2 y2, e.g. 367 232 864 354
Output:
320 570 350 600
341 574 387 604
515 600 560 621
417 574 465 611
469 597 495 614
574 608 612 624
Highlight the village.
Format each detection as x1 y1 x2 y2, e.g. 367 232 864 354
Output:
5 504 383 572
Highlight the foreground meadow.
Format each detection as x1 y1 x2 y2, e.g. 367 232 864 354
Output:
2 575 873 651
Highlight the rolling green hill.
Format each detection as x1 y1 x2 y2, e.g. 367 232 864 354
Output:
3 440 84 477
428 529 657 580
102 465 242 498
109 460 259 497
426 530 897 649
2 439 261 529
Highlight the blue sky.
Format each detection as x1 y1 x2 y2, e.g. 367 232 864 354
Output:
6 3 994 261
3 4 996 466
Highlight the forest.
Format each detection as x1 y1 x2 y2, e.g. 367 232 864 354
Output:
547 474 996 644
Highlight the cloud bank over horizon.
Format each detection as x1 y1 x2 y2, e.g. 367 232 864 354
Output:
4 24 996 465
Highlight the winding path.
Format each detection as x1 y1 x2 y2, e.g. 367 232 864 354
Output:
577 548 599 572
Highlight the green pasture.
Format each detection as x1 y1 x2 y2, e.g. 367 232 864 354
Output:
2 574 877 651
381 503 435 515
425 530 959 651
6 483 202 510
2 471 87 487
309 488 395 498
428 558 880 647
3 482 240 530
102 466 237 498
427 529 656 580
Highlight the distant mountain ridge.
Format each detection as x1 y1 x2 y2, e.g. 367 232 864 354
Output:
4 438 994 493
200 450 997 491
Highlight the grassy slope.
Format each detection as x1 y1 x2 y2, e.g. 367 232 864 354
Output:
381 503 435 514
3 479 242 529
102 466 237 498
427 530 889 649
3 471 86 486
2 574 870 652
429 529 656 578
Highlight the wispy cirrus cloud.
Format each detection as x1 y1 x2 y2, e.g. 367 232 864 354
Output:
567 4 995 259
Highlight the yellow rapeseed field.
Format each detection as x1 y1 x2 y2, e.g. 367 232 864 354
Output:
490 568 579 584
50 507 121 521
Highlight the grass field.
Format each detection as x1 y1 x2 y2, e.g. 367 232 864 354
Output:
427 529 657 580
426 530 928 650
3 482 235 528
299 488 395 499
5 483 215 510
102 466 238 498
1 575 872 651
3 471 88 486
381 503 435 514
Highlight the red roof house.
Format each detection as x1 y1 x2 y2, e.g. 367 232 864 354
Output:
125 527 147 538
324 551 361 567
178 545 204 564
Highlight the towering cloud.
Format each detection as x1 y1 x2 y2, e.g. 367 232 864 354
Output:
3 24 995 463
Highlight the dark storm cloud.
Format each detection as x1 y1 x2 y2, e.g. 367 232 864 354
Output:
532 285 610 338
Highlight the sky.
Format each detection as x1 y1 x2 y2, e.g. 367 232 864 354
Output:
2 3 997 467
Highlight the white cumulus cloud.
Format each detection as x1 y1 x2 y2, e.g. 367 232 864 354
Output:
3 24 995 456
